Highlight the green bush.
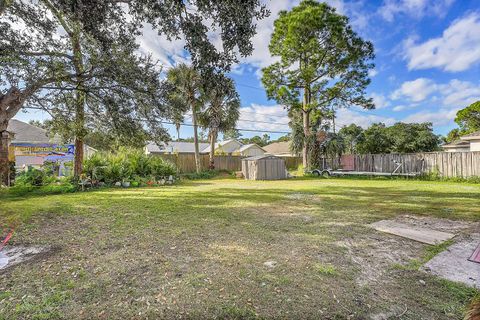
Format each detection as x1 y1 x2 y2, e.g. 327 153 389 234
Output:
83 148 176 184
15 168 55 187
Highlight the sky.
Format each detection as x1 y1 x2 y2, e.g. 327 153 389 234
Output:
14 0 480 141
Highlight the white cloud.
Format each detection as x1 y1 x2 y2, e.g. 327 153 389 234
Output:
237 104 290 132
391 78 438 102
368 69 379 77
137 24 187 69
392 105 407 112
389 78 480 125
438 79 480 108
370 93 390 109
378 0 454 22
336 109 397 128
402 108 458 126
402 13 480 72
239 0 295 69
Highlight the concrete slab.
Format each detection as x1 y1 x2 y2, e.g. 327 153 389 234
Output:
423 234 480 288
370 220 455 245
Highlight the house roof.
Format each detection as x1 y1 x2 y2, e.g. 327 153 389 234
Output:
442 140 470 148
263 141 293 155
237 143 265 152
7 119 59 143
146 141 210 153
202 139 241 153
460 130 480 141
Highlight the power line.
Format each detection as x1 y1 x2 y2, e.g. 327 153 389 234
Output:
236 82 265 91
240 110 289 119
238 118 289 126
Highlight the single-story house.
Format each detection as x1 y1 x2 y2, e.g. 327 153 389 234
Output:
263 141 297 157
145 139 267 157
202 139 243 155
460 130 480 151
441 140 471 152
7 119 95 169
441 130 480 152
233 144 266 157
145 141 209 154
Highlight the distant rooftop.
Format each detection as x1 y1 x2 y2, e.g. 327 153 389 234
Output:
7 119 60 143
460 130 480 140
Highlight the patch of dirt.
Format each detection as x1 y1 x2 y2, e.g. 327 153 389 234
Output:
0 245 53 272
338 215 477 287
337 233 423 286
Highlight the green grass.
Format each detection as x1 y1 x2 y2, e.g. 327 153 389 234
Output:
0 177 479 319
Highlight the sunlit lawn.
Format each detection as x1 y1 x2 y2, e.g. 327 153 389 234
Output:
0 177 479 319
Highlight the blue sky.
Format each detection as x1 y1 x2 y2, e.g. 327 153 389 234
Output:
15 0 480 140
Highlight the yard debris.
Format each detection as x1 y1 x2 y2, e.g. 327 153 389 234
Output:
422 234 480 288
468 242 480 264
0 245 51 271
0 252 8 269
263 260 277 269
370 220 455 245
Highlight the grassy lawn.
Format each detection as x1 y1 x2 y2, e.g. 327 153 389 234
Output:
1 177 479 319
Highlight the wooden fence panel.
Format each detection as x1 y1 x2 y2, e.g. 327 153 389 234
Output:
350 151 480 178
153 153 302 173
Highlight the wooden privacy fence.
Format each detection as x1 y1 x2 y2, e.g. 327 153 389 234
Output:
352 152 480 178
154 153 302 173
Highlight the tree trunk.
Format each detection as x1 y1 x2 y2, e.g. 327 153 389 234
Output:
302 86 311 170
302 110 310 169
0 129 10 186
176 123 181 140
209 130 217 170
72 29 86 178
191 105 201 174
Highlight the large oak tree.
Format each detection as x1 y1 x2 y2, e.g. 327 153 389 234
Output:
0 0 268 183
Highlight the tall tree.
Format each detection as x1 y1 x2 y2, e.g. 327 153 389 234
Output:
455 101 480 133
262 0 374 169
356 123 392 154
167 64 204 173
388 122 440 153
338 124 364 154
199 76 240 169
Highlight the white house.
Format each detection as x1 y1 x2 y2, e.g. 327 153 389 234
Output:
460 131 480 151
442 140 471 152
145 138 267 157
234 144 266 157
202 139 243 155
441 130 480 152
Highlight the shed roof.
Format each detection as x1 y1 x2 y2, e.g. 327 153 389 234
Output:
243 154 282 161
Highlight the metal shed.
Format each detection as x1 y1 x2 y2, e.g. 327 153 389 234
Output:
241 155 287 180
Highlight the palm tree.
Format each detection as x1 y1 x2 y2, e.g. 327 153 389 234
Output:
167 64 204 173
199 76 240 169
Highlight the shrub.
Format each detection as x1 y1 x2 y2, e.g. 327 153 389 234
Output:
82 148 177 184
15 168 55 187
